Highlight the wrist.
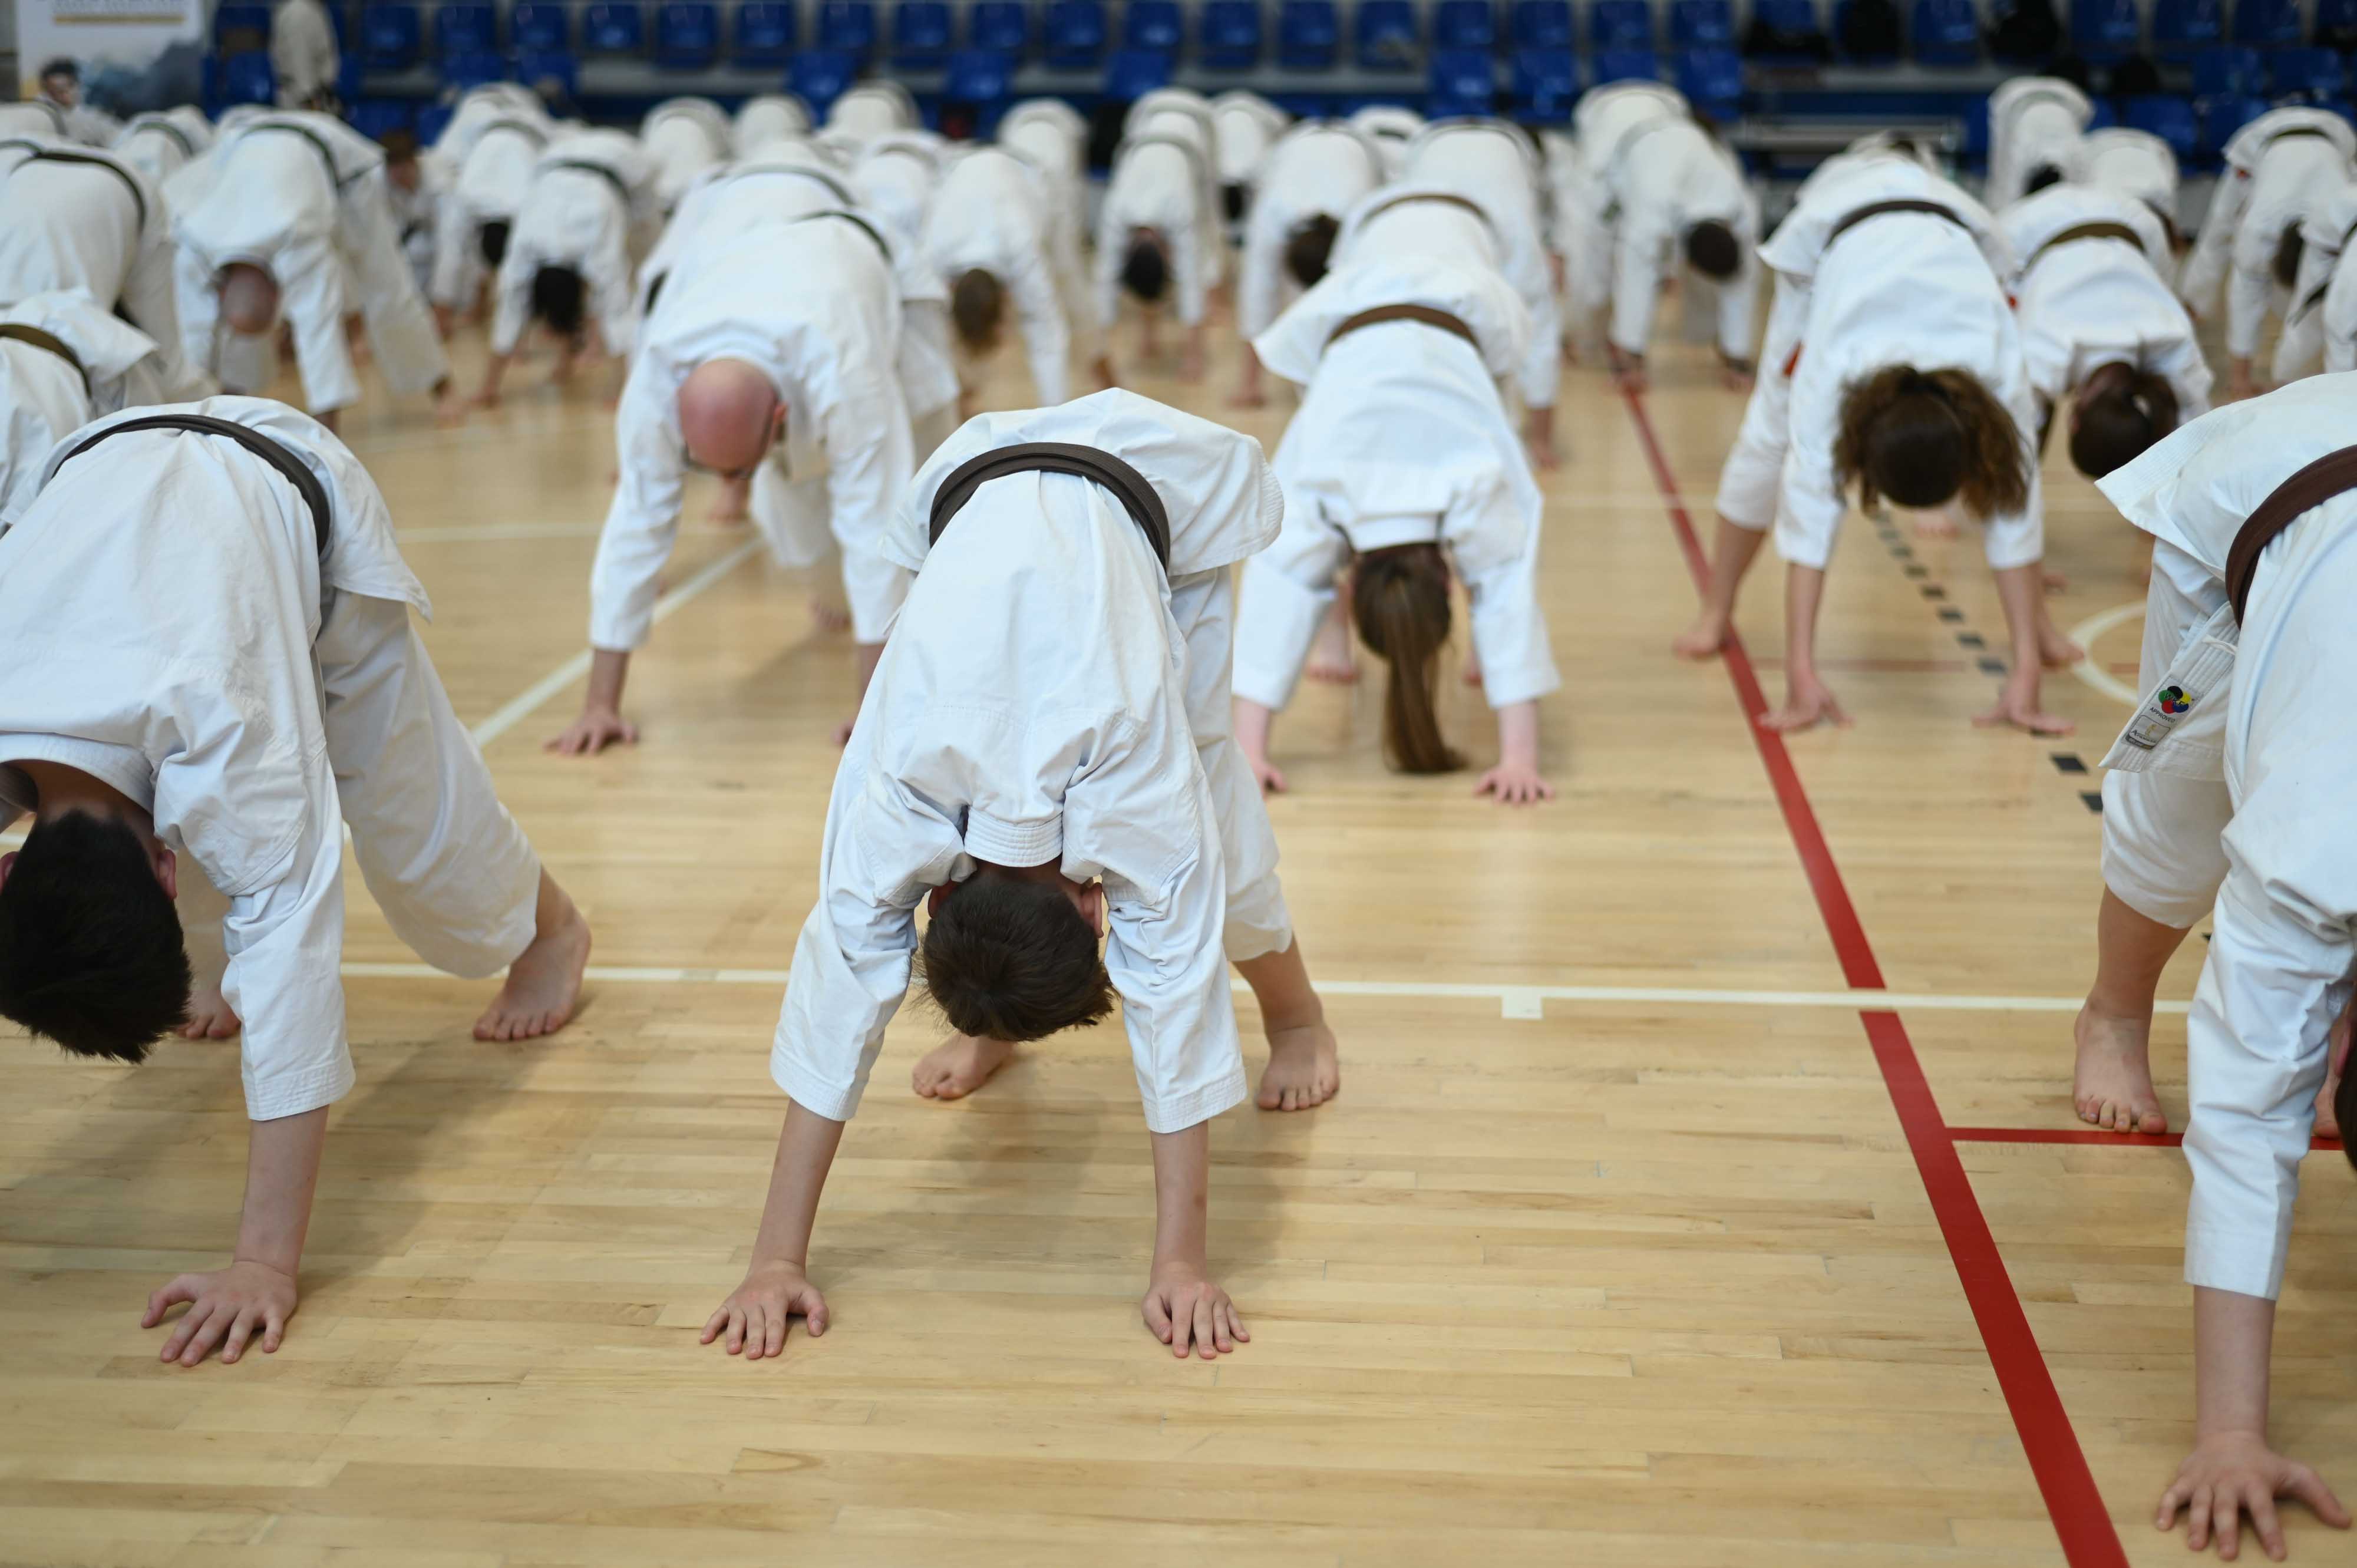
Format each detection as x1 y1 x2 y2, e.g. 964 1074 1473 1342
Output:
230 1252 300 1280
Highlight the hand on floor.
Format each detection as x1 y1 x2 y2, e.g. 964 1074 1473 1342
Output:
702 1260 830 1361
144 1259 298 1367
1141 1266 1248 1359
2158 1431 2348 1561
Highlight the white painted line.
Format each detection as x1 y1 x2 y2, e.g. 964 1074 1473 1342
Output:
465 540 761 748
2066 600 2147 707
337 962 2189 1019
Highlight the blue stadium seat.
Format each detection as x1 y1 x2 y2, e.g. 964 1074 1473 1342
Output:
415 101 454 141
434 2 496 54
789 47 859 110
2230 0 2301 45
511 1 570 49
2189 43 2263 95
2071 0 2141 56
893 0 955 63
359 4 423 67
1428 47 1496 114
1277 0 1339 67
516 46 579 92
1745 0 1827 59
970 0 1028 51
339 47 365 101
351 98 413 138
1201 0 1263 65
2198 93 2268 152
2121 94 2198 158
734 1 797 62
1677 45 1742 115
581 2 646 52
1105 45 1173 94
1042 0 1107 63
2320 0 2357 45
1590 0 1653 48
1125 0 1184 52
946 45 1017 102
655 2 721 63
2150 0 2221 57
1510 45 1579 120
816 0 878 54
1911 0 1980 62
1511 0 1572 47
442 48 508 87
2273 47 2348 98
1357 0 1420 67
213 4 272 44
1593 45 1658 80
1671 0 1735 47
1434 0 1497 49
219 50 276 105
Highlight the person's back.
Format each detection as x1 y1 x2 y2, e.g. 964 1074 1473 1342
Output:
0 140 152 309
270 0 340 108
175 127 336 267
926 148 1045 275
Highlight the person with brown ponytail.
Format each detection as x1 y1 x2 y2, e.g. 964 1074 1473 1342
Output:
1232 235 1558 803
1675 156 2081 734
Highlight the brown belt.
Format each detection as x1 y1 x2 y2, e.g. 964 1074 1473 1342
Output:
2028 220 2147 269
0 322 88 396
2224 444 2357 623
1326 303 1479 352
1825 197 1969 250
1354 189 1496 236
929 442 1170 572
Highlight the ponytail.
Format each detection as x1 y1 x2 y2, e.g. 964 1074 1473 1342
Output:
1834 365 2028 520
1352 544 1464 775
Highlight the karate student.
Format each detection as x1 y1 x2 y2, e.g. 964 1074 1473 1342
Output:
2062 378 2357 1560
0 134 207 401
1403 119 1564 467
826 81 920 150
166 111 455 430
1985 76 2092 210
1095 117 1216 382
1564 81 1761 392
1675 157 2079 734
1230 118 1388 408
554 207 915 755
0 396 592 1367
2308 186 2357 376
472 128 657 408
428 98 552 328
2070 125 2184 271
1349 104 1424 179
271 0 341 110
640 97 732 213
703 391 1343 1365
850 130 943 258
1233 243 1559 804
2181 106 2356 401
0 288 187 523
113 107 213 183
734 93 811 155
1210 90 1289 230
2001 181 2209 478
923 143 1093 408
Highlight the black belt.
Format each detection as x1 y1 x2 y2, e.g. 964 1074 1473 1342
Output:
246 119 354 190
1825 197 1970 250
1327 302 1479 352
547 157 632 207
0 323 90 395
3 144 147 229
483 117 549 150
128 116 196 158
731 161 856 207
55 415 332 555
2225 445 2357 623
1354 188 1496 236
929 443 1171 573
2027 219 2147 269
793 208 892 262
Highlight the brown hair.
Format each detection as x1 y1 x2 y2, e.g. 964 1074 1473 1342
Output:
1352 544 1464 775
1283 214 1341 288
1683 219 1741 280
919 874 1114 1042
1834 366 2028 519
2068 364 2180 479
950 267 1005 352
2272 223 2305 290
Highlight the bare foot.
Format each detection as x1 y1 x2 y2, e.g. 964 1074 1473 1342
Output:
1914 512 1960 539
810 596 851 634
179 986 243 1040
2072 1002 2167 1134
2043 568 2071 593
1306 608 1359 684
1975 681 2074 737
1673 612 1729 661
1256 1021 1339 1111
1760 676 1850 732
2041 627 2087 669
474 882 591 1042
913 1033 1016 1101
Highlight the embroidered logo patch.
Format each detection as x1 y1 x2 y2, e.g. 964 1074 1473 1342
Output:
2158 686 2193 715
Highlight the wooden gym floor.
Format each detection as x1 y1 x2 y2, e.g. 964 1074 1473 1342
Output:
1 306 2351 1567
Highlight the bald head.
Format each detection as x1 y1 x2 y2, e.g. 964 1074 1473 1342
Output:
676 358 783 476
217 263 280 335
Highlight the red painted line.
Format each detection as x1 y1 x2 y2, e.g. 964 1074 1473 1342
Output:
1952 1126 2344 1153
1623 392 2130 1568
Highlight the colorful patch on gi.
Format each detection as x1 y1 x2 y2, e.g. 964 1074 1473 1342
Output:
2157 686 2192 715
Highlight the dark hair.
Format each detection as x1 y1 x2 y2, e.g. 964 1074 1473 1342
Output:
39 58 78 82
1835 366 2028 518
2339 1064 2356 1175
1120 234 1168 302
950 267 1006 351
2068 365 2180 478
1283 214 1340 288
920 875 1114 1042
2272 224 2305 290
0 812 190 1063
1222 180 1249 224
1684 219 1742 280
1352 543 1464 775
378 127 419 163
530 265 586 338
2023 161 2064 195
478 220 511 269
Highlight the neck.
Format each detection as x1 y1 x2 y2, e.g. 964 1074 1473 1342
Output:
17 760 143 829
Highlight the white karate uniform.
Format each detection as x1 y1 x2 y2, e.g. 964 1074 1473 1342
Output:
1986 77 2092 211
2182 108 2356 377
1561 81 1689 325
923 146 1088 404
734 94 813 155
851 131 944 256
2001 184 2210 424
488 130 656 359
1791 132 1943 210
113 108 214 183
0 397 541 1121
167 113 449 414
1124 92 1226 287
997 99 1089 292
1404 120 1562 411
271 0 341 108
0 97 116 146
1332 179 1514 299
1239 254 1559 715
771 389 1292 1134
825 82 918 149
2092 374 2357 1301
0 289 183 525
1234 122 1387 338
593 216 914 651
388 147 450 299
0 136 206 400
1717 159 2042 572
2071 127 2180 225
1097 135 1212 328
1349 105 1425 179
641 97 732 212
2307 186 2357 375
429 108 550 309
1211 90 1289 199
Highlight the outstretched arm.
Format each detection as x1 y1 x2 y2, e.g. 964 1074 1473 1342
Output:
144 1105 328 1366
1140 1121 1248 1359
702 1100 843 1359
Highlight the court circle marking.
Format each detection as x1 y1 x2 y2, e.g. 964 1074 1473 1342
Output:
2066 600 2146 707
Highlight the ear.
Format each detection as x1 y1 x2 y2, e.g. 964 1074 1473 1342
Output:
1078 881 1107 940
926 882 955 917
770 401 790 446
151 842 178 902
